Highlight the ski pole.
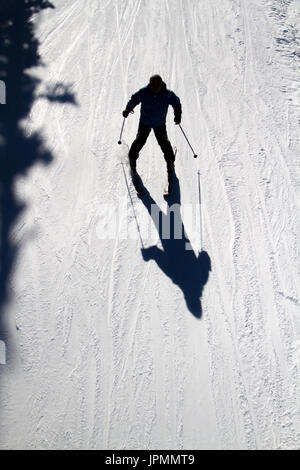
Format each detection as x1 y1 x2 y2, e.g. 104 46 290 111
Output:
179 124 197 158
118 118 126 145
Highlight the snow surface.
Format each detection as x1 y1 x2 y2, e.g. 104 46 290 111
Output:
0 0 300 450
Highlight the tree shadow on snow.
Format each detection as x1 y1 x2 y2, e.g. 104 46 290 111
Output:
0 0 77 362
136 173 211 319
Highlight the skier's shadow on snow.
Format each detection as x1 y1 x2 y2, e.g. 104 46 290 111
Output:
137 173 211 319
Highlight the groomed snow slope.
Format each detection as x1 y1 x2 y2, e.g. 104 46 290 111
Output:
0 0 300 450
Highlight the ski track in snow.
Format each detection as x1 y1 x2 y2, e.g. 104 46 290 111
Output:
0 0 299 450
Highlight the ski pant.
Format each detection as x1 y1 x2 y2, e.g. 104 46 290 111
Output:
129 122 175 170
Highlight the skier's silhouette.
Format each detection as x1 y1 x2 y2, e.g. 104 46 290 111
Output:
122 75 181 176
136 173 211 318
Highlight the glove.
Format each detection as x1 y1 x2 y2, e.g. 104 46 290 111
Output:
174 115 181 125
122 109 130 118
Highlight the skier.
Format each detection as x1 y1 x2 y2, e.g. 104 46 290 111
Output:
122 75 182 182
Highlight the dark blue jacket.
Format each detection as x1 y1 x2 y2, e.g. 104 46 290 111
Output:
126 82 182 128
